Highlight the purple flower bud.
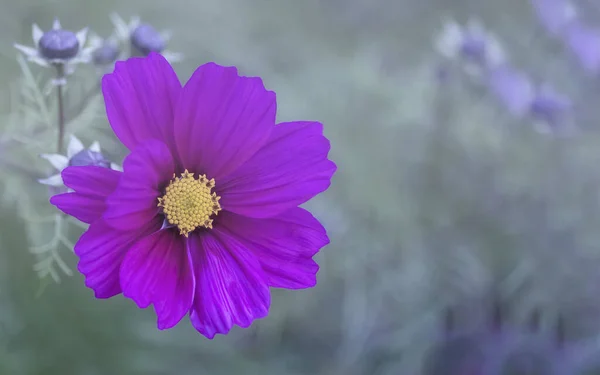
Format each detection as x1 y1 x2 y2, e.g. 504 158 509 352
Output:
38 29 80 60
92 42 120 65
529 86 571 127
68 149 110 168
130 23 165 55
460 35 487 65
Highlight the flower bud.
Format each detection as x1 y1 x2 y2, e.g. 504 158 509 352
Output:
68 149 111 168
130 23 165 55
38 29 80 60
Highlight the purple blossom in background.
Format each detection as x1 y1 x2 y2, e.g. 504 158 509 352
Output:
562 22 600 74
39 134 119 188
529 84 572 130
50 53 336 338
435 19 505 76
531 0 578 37
486 64 535 117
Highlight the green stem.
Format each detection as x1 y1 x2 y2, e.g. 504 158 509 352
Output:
55 64 66 153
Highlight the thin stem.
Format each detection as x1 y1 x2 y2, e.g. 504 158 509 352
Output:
55 64 66 153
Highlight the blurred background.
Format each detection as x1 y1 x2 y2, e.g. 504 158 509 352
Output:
3 0 600 373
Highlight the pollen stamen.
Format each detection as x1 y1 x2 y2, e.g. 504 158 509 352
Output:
157 169 222 237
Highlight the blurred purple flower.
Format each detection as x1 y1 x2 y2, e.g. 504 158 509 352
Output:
529 84 572 130
563 22 600 74
531 0 578 37
486 64 535 117
435 19 505 76
50 53 336 338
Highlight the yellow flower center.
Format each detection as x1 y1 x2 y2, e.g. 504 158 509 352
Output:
157 169 222 237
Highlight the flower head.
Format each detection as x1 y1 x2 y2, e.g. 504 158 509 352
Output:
50 53 336 338
529 84 572 132
87 32 121 68
39 134 120 188
14 20 92 70
109 14 182 63
435 18 505 76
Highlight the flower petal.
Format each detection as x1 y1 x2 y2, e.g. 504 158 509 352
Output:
102 52 181 151
189 229 270 339
38 174 63 187
67 134 85 159
218 121 336 218
75 218 161 298
120 229 194 330
218 208 328 289
50 166 121 224
51 193 107 224
40 153 69 171
61 166 121 197
103 140 174 231
173 63 276 179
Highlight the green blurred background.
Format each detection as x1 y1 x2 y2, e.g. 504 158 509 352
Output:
3 0 600 374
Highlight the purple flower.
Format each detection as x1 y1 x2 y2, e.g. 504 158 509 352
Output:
563 22 600 74
50 53 336 338
529 84 572 130
14 20 92 69
486 64 535 117
531 0 578 37
434 19 505 75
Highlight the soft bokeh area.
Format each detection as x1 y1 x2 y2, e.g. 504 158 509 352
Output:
3 0 600 374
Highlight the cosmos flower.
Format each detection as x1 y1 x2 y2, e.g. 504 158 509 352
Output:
50 53 336 338
14 19 93 79
109 13 182 63
39 134 120 188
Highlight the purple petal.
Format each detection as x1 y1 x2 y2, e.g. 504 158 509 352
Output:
50 166 121 224
486 65 534 116
102 52 181 152
563 22 600 73
61 165 121 196
532 0 577 36
188 229 270 339
120 229 194 330
75 217 161 298
218 121 336 218
103 139 174 231
173 62 276 179
218 207 329 289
